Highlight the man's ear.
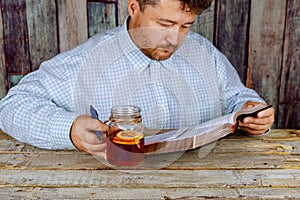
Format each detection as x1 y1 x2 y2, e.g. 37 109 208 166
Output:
128 0 140 16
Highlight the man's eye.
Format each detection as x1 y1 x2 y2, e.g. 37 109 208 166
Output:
159 23 172 27
182 24 193 29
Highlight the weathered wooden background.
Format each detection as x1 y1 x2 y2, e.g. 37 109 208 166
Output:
0 0 299 129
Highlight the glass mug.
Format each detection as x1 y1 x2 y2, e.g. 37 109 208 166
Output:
106 105 144 167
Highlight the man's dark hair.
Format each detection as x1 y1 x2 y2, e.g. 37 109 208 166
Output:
137 0 213 14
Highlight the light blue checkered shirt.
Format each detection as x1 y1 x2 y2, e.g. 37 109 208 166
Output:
0 19 265 150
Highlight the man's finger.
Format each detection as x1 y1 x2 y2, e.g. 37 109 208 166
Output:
257 107 275 118
239 122 270 132
241 116 273 126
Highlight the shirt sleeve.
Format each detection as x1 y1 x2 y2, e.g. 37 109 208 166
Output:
213 47 266 114
0 27 119 150
0 50 83 150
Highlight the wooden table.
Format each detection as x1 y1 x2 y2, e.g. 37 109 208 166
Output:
0 129 300 199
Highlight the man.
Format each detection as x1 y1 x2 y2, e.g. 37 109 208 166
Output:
0 0 274 155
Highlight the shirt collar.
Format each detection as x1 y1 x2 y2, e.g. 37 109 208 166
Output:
118 16 175 74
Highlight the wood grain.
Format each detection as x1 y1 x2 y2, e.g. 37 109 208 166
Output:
278 104 300 129
278 0 300 128
7 75 24 89
1 0 31 74
191 0 215 43
117 0 128 25
248 0 286 107
0 3 6 99
25 0 58 71
214 0 250 83
57 0 88 52
1 129 299 170
0 129 299 199
0 1 299 129
88 1 116 37
0 187 299 199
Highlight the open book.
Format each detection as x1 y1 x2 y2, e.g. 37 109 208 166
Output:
144 104 272 154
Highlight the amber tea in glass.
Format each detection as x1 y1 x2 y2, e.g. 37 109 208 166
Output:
107 129 144 166
106 105 144 167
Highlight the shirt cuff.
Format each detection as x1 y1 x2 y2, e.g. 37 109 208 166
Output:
50 110 80 150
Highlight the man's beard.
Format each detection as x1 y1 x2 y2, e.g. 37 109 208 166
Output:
141 43 178 60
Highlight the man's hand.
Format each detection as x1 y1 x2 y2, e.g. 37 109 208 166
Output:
70 115 109 157
239 101 275 136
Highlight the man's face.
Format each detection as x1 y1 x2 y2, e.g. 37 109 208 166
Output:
128 0 196 60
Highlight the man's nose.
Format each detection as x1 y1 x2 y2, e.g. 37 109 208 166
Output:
165 28 181 46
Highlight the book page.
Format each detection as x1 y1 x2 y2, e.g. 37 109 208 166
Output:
145 112 236 145
144 104 271 154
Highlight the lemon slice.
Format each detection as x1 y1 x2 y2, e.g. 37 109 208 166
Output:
116 130 143 141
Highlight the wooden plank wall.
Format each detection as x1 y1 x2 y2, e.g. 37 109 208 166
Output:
0 0 299 129
279 0 300 128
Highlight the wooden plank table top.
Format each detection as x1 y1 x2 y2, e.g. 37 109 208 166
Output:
0 129 299 199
